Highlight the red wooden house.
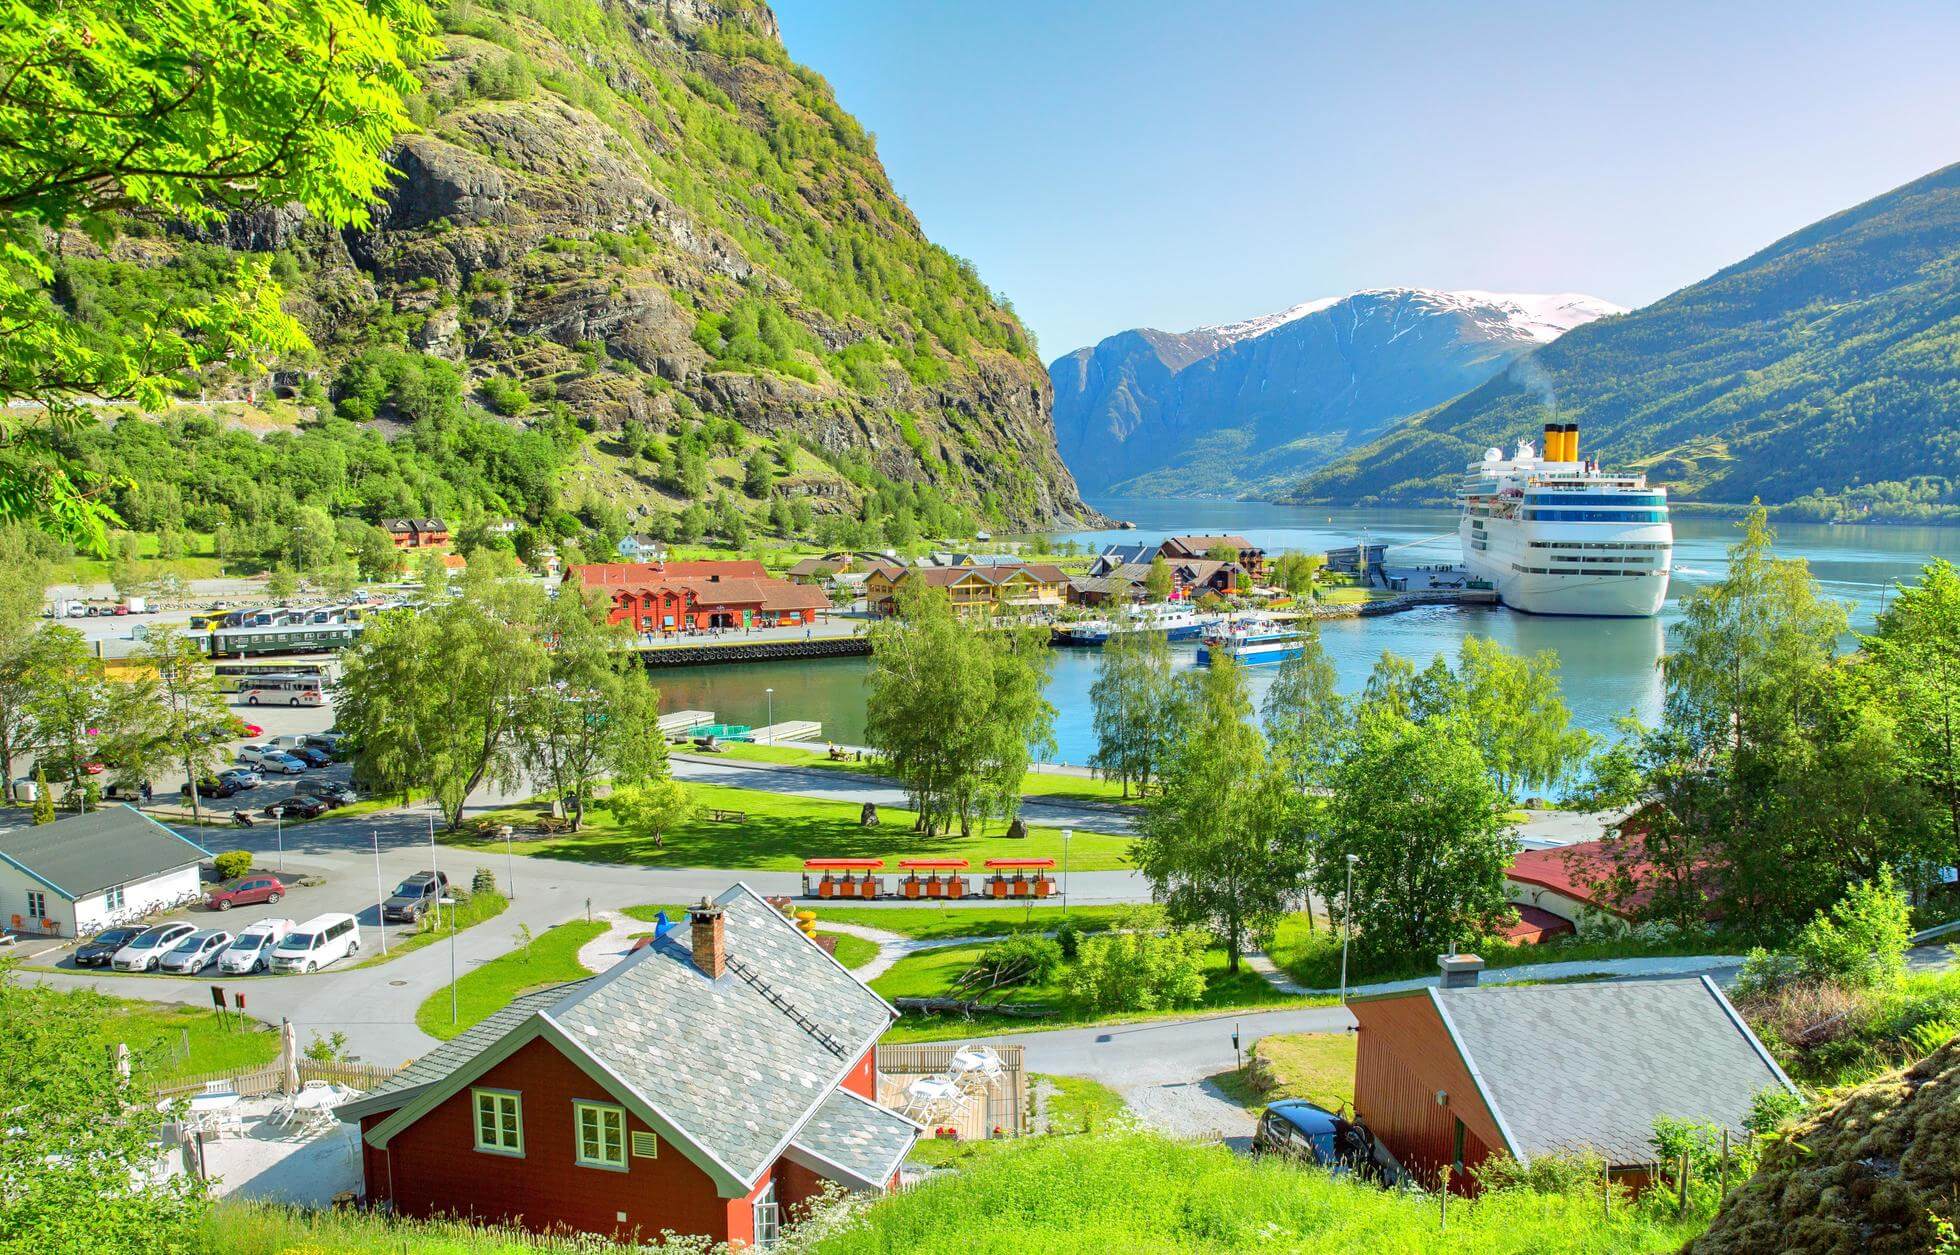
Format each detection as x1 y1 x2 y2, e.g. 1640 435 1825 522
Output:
567 562 830 633
1348 959 1794 1191
337 886 917 1246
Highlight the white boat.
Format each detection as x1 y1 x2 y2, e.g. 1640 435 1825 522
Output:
1197 624 1307 665
1458 422 1671 617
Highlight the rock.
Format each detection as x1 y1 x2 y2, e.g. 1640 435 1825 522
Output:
859 802 879 828
379 134 511 231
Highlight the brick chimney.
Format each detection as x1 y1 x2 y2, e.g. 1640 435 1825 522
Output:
690 900 727 979
1437 950 1485 989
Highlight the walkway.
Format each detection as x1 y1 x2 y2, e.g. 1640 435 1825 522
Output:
1240 949 1752 999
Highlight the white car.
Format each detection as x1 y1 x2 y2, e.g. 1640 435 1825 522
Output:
217 918 295 974
111 921 196 971
268 912 361 973
157 928 233 975
255 752 306 776
236 744 277 766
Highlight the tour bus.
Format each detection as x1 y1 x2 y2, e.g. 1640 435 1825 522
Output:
214 660 331 694
238 673 328 707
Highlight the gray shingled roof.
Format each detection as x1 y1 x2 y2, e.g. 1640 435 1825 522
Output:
1435 977 1794 1166
788 1086 920 1188
547 884 895 1185
0 805 210 898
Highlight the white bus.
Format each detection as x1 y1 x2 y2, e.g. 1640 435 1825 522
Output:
238 673 328 707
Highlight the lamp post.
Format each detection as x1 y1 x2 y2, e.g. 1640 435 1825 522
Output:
1061 828 1072 917
764 688 774 744
1339 853 1359 1005
371 829 388 956
271 806 285 873
500 824 516 901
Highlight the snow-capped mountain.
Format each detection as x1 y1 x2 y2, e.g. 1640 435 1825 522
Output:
1050 288 1626 497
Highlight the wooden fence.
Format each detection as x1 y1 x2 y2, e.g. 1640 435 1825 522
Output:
876 1042 1026 1140
151 1057 401 1101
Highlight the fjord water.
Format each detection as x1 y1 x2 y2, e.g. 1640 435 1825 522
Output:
654 497 1960 767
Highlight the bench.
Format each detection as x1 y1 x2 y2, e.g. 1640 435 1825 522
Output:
708 808 748 823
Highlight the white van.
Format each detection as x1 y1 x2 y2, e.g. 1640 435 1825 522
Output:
218 917 296 974
268 912 361 973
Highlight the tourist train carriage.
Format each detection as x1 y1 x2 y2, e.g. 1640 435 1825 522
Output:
798 857 1057 900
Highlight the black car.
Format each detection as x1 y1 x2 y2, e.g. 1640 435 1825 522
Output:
1253 1101 1379 1178
288 745 333 768
295 780 359 808
383 871 450 922
182 776 241 800
262 795 329 820
74 927 143 968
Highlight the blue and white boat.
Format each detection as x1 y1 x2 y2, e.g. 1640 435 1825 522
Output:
1052 609 1216 647
1197 626 1308 666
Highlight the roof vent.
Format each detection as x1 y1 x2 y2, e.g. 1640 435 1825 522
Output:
1438 951 1485 989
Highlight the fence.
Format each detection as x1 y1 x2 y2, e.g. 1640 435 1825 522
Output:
150 1057 401 1101
876 1042 1026 1140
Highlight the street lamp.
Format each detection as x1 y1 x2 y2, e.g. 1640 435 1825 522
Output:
371 829 388 956
1061 828 1072 916
764 688 774 744
499 825 516 901
1339 853 1359 1005
271 806 285 873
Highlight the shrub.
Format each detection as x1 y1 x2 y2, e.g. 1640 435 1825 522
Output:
1473 1149 1607 1195
471 866 497 897
972 934 1061 988
1069 926 1208 1014
1792 867 1912 989
212 849 253 880
1745 1085 1810 1135
1054 918 1084 962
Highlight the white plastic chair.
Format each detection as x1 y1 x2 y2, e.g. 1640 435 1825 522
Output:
948 1045 1004 1091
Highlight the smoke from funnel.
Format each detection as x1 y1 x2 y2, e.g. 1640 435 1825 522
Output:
1507 354 1558 425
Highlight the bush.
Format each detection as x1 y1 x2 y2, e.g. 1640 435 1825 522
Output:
1069 924 1208 1014
471 866 497 897
212 849 253 880
1054 918 1084 962
973 934 1061 988
1792 868 1912 989
1473 1149 1607 1195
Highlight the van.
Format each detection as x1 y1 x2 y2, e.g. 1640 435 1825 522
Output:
271 734 309 751
268 912 361 973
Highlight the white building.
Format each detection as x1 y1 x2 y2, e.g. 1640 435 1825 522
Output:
0 805 211 937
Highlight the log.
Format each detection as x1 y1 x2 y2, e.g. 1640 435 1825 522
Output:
893 996 1052 1019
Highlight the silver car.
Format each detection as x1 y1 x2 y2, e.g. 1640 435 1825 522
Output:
111 922 197 971
157 928 233 974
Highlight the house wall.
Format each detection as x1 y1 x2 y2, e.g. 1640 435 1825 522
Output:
1504 879 1629 935
0 862 72 936
73 864 200 936
371 1037 749 1244
1352 994 1507 1190
839 1047 876 1100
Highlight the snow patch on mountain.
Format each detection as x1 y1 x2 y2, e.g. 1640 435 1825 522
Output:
1186 288 1625 348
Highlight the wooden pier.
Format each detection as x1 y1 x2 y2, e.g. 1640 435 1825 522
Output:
746 720 822 743
656 710 715 735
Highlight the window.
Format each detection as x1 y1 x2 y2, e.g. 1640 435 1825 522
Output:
753 1180 781 1248
573 1101 627 1170
105 885 124 910
26 890 46 920
473 1089 523 1156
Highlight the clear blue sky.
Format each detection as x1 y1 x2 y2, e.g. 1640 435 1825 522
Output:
771 0 1960 358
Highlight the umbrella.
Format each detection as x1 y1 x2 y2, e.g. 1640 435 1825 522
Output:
280 1020 299 1095
115 1041 131 1084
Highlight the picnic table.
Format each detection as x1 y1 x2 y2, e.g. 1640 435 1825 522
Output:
708 808 748 823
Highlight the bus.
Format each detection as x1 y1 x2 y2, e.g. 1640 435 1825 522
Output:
237 673 328 707
213 660 331 694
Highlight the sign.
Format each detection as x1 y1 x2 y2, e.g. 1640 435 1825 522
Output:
209 985 227 1011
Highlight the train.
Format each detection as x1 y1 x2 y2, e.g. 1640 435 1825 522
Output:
198 622 365 658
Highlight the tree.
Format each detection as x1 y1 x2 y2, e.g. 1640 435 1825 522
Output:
283 506 337 573
31 767 52 823
1143 556 1174 603
1205 542 1238 563
1089 628 1176 798
0 530 51 784
1262 618 1350 794
742 450 776 499
0 0 438 549
265 566 299 601
605 778 695 849
336 579 545 829
1451 637 1593 797
1319 717 1517 962
1134 658 1310 971
1272 551 1323 597
22 627 111 809
353 525 401 582
127 627 232 824
0 976 209 1251
1863 558 1960 866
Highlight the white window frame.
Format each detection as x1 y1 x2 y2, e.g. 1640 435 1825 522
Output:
26 890 46 920
753 1179 781 1248
573 1100 627 1171
472 1088 523 1157
105 884 125 911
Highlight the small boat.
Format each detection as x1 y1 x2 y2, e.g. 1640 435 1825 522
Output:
1197 625 1308 666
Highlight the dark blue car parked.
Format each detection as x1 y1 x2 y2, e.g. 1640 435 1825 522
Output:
1252 1100 1378 1177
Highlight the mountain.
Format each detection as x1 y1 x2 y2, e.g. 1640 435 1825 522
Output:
1050 289 1623 498
1289 163 1960 521
55 0 1089 544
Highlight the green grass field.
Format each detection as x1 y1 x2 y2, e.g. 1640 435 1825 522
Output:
352 890 508 969
1212 1031 1357 1114
449 783 1134 871
414 919 608 1041
708 903 1135 941
89 995 281 1083
871 939 1312 1043
819 931 878 970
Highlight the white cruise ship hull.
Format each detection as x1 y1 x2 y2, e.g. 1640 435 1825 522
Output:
1462 515 1670 617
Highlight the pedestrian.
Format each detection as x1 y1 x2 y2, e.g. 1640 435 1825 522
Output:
140 779 152 804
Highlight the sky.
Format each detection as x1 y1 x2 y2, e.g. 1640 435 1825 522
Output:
771 0 1960 359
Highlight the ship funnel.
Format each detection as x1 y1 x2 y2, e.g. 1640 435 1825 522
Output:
1542 423 1559 463
1564 423 1579 463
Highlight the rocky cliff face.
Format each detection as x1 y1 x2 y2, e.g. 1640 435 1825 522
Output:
1052 289 1622 499
168 0 1090 529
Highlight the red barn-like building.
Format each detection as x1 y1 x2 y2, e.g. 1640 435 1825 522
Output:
566 562 830 634
336 886 917 1246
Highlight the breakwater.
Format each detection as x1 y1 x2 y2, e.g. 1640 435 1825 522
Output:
633 636 871 668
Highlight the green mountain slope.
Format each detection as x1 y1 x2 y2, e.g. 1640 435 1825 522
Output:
50 0 1087 552
1288 163 1960 522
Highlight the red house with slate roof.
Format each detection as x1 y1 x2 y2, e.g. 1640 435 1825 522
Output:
337 885 917 1246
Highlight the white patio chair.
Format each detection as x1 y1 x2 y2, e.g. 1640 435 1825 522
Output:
948 1045 1005 1091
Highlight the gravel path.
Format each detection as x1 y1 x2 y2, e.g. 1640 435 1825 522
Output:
810 921 996 982
576 911 646 974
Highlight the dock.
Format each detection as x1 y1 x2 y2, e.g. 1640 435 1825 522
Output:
633 636 871 667
746 720 822 744
657 710 715 735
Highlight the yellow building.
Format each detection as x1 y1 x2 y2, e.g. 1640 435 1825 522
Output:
865 563 1069 617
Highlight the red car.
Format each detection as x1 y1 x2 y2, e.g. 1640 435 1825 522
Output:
205 874 287 911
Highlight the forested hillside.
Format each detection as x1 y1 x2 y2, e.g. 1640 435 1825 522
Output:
47 0 1088 561
1289 163 1960 522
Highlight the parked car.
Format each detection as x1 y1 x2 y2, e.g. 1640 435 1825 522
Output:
74 926 143 968
235 744 277 766
218 918 295 974
382 871 450 923
205 874 287 911
268 913 361 973
262 795 327 820
158 928 233 974
305 730 350 756
111 922 197 971
217 767 262 790
287 745 333 769
1252 1101 1378 1177
294 780 358 807
255 751 307 776
182 775 242 800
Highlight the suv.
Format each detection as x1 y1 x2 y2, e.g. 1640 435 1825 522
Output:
294 780 358 808
205 874 287 911
74 926 143 968
383 871 449 923
112 922 197 971
183 775 242 800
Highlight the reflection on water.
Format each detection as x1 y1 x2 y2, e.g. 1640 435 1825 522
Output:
653 498 1960 765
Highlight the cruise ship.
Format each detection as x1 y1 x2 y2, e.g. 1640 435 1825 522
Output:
1457 422 1671 617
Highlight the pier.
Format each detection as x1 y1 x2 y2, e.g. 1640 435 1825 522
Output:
632 634 871 668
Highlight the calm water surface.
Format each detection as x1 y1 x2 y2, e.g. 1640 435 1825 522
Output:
656 498 1960 766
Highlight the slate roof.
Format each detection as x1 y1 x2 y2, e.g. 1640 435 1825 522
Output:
1091 543 1157 574
1162 534 1260 557
350 884 902 1191
787 1085 920 1189
0 805 210 899
1432 976 1794 1166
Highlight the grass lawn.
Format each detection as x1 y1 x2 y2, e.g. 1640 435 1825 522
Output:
871 940 1314 1043
819 930 878 970
1265 912 1740 991
1313 585 1398 606
351 890 507 969
448 782 1135 871
1212 1032 1356 1114
707 742 1141 807
414 919 608 1041
86 994 280 1083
